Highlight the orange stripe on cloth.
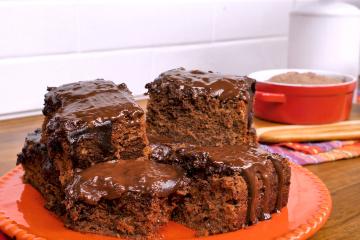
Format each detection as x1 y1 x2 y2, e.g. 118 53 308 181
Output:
262 141 360 165
277 142 322 154
317 142 360 163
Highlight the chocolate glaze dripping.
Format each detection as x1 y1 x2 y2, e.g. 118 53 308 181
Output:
258 164 271 220
270 157 285 211
242 167 259 224
178 144 271 225
242 164 271 224
147 68 255 101
149 143 286 225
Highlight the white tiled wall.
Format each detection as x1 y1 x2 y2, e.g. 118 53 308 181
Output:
0 2 77 58
213 1 291 40
75 1 214 51
0 0 296 117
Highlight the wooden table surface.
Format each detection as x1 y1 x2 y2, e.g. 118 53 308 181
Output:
1 103 360 239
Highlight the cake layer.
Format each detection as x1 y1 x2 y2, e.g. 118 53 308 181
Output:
171 174 249 236
64 159 187 238
16 129 64 215
150 142 291 233
145 68 257 146
41 80 149 185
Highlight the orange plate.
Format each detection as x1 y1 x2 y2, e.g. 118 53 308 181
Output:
0 163 331 240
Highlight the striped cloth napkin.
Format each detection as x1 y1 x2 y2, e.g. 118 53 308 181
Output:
261 140 360 165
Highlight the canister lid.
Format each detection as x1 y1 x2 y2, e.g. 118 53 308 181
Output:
291 1 360 17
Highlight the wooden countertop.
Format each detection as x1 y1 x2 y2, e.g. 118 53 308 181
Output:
1 103 360 239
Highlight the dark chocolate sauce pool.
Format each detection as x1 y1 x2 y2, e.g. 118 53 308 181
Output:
66 159 185 205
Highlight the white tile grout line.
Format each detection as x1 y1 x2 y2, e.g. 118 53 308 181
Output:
0 35 288 62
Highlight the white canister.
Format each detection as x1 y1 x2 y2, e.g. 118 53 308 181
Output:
288 1 360 77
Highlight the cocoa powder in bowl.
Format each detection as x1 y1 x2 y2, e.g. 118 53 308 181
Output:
268 72 344 85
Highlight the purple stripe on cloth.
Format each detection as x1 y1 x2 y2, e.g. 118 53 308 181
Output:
262 140 360 166
260 144 324 165
305 141 343 152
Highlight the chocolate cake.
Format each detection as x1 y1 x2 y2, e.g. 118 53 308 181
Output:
64 159 186 238
145 68 257 146
16 70 291 239
150 142 291 235
16 129 64 215
41 80 149 185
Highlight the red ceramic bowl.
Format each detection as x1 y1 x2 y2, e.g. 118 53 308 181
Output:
248 69 357 124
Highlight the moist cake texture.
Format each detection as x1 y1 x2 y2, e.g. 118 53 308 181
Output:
150 142 291 235
64 159 186 238
41 80 149 185
145 68 257 146
16 129 64 215
171 171 249 236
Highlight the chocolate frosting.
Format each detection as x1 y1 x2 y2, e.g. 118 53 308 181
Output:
147 68 255 101
193 145 268 169
66 159 185 205
44 80 144 129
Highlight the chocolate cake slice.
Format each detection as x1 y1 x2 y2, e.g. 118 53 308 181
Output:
16 129 64 215
64 159 186 238
145 68 257 146
150 142 291 235
41 80 149 185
